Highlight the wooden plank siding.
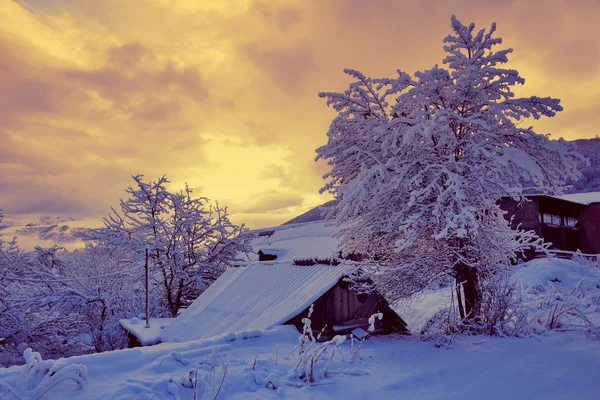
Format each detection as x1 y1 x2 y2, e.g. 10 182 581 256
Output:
498 196 587 255
286 277 409 339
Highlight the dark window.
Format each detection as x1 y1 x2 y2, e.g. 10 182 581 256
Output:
540 213 564 226
565 217 579 227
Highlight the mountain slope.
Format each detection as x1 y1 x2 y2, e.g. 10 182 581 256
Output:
569 138 600 193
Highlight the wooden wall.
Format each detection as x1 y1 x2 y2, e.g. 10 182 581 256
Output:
498 197 541 235
286 278 408 338
499 196 585 253
580 203 600 253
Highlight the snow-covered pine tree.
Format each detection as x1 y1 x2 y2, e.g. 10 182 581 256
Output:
86 175 250 317
316 16 582 320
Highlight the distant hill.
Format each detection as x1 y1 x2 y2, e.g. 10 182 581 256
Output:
281 200 339 225
283 138 600 225
572 138 600 164
569 138 600 193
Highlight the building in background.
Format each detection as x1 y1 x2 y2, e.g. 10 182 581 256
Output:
499 192 600 254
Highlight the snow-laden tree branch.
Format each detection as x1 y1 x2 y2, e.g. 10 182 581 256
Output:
84 175 251 317
316 16 583 320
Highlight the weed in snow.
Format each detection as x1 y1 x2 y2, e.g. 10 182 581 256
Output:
421 272 600 345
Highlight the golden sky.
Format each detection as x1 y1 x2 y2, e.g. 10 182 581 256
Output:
1 0 599 228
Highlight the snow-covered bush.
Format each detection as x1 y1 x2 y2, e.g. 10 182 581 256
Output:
419 276 517 342
0 240 147 365
53 246 149 353
511 259 600 337
420 259 600 342
349 312 382 363
0 348 87 399
519 279 599 337
0 245 89 365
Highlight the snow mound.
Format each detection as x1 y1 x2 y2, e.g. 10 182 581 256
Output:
400 288 454 333
403 258 600 334
512 258 600 292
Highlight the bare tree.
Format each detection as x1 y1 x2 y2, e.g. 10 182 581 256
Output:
87 175 251 317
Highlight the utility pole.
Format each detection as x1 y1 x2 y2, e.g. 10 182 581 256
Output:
145 248 150 328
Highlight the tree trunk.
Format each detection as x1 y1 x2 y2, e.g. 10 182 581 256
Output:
145 249 150 328
455 280 465 319
173 278 185 318
454 263 480 320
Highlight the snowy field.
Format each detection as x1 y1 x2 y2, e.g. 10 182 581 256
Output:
1 327 598 399
1 257 599 399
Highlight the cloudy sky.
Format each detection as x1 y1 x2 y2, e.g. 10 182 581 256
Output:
1 0 598 228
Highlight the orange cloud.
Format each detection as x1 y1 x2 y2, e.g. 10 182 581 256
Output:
1 0 598 229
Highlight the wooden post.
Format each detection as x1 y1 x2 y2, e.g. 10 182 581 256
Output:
145 248 150 329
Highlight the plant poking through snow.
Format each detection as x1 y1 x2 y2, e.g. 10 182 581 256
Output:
421 271 600 342
572 251 600 273
0 348 87 399
522 279 600 338
292 304 351 384
189 348 228 400
351 312 382 363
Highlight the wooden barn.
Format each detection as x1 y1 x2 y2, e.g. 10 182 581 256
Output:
286 274 407 337
133 220 408 345
159 260 408 344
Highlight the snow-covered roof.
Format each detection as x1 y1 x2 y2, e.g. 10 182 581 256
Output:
246 221 340 262
257 248 287 257
119 318 175 346
558 192 600 205
516 192 600 206
160 261 356 343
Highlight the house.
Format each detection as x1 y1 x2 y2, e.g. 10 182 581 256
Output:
158 220 408 344
499 192 600 254
160 260 407 344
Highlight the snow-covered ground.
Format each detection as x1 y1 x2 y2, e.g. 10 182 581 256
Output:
1 257 599 399
1 327 598 399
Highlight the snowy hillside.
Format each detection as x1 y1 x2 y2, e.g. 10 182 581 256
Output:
281 200 338 225
1 257 599 399
569 138 600 193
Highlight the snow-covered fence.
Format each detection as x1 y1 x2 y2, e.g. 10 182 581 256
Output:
535 249 600 260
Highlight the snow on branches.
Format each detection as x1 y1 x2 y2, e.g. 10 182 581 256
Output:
86 175 251 317
316 16 583 318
